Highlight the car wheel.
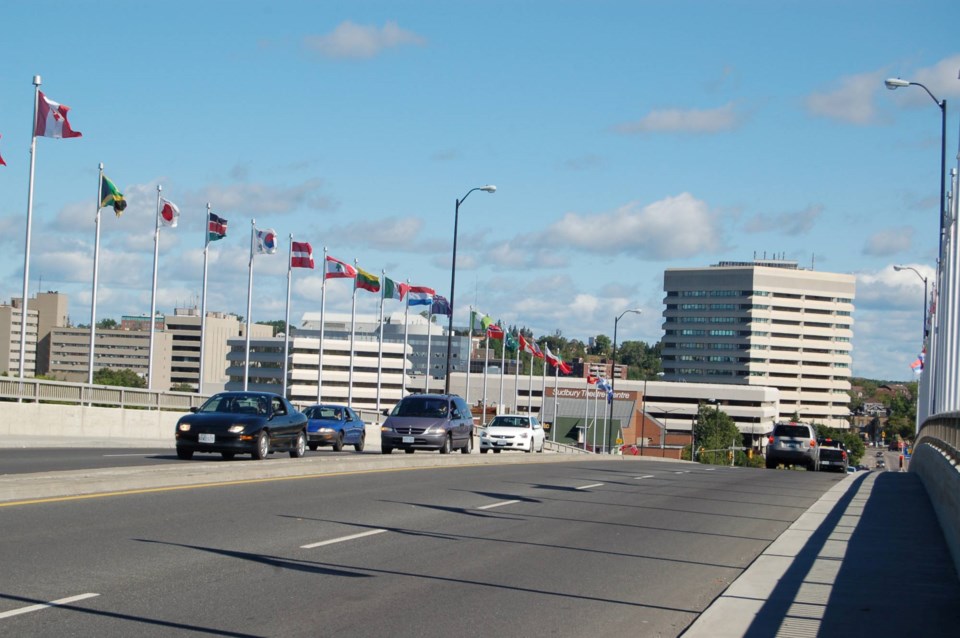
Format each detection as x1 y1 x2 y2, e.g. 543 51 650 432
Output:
308 443 318 451
765 458 776 469
221 452 235 460
439 435 452 454
289 431 306 458
354 433 366 452
461 435 472 454
526 440 534 453
405 448 416 454
333 432 344 452
382 446 393 454
493 449 501 454
176 447 193 460
252 431 269 460
480 448 489 454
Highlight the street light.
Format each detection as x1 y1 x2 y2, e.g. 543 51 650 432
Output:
884 78 947 259
894 265 929 339
609 308 641 453
444 185 496 394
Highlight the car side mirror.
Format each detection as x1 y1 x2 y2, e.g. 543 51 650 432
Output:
382 409 390 416
189 406 199 413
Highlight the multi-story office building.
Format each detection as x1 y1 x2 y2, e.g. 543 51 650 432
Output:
225 334 408 411
0 300 38 377
48 326 173 388
661 259 855 429
29 291 69 376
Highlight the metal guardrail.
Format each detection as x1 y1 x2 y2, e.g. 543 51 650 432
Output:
916 412 960 464
544 440 591 454
0 378 207 411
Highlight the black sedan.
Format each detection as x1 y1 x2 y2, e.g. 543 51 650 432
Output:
175 392 308 460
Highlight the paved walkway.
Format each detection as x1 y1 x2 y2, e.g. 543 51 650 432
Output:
683 468 960 637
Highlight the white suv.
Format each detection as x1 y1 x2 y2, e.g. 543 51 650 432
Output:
765 422 819 470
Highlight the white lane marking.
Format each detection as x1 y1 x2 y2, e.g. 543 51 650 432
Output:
0 593 99 620
102 453 153 457
635 475 655 480
477 500 521 510
301 529 387 549
674 471 684 474
705 468 716 471
576 483 604 490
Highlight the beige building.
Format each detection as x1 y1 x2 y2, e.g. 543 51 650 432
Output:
48 326 172 388
661 260 855 429
0 301 38 377
29 291 69 376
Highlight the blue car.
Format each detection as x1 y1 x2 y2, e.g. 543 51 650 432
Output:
304 404 366 452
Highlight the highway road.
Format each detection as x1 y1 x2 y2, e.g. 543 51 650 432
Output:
0 458 846 637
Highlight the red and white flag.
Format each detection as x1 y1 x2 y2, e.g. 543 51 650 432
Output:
325 255 356 279
35 91 82 139
159 199 179 227
291 241 314 268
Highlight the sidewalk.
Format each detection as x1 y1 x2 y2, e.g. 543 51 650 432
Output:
683 469 960 637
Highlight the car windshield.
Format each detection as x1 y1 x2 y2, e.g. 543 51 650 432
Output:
392 397 448 418
489 417 529 428
200 394 267 415
774 425 810 438
305 406 342 420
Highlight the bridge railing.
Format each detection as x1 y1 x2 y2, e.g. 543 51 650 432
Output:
916 411 960 464
0 378 207 411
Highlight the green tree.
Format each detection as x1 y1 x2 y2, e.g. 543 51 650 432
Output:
692 403 742 465
96 318 118 330
815 424 866 466
92 368 147 388
590 334 611 356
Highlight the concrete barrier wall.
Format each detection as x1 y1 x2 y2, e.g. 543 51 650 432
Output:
0 403 178 441
911 443 960 578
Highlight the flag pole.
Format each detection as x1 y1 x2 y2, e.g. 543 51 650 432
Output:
19 76 41 379
499 326 506 416
282 234 293 398
375 269 386 415
147 184 162 391
199 203 211 395
584 378 589 449
553 363 559 442
514 335 520 413
593 387 599 452
424 303 433 393
527 348 534 414
482 333 490 426
317 246 327 402
465 307 473 406
88 164 104 385
401 279 410 397
348 258 358 406
243 219 256 391
541 356 547 434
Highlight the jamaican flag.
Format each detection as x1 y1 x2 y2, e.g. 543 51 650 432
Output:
100 174 127 217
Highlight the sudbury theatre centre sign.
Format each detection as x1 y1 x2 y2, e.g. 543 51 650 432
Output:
546 387 638 401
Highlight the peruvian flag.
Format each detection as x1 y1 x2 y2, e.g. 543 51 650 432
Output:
325 255 357 279
291 241 314 268
35 91 82 139
519 334 535 355
159 199 179 227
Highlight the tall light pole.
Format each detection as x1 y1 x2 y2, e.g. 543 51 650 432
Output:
608 308 641 453
894 265 929 339
884 78 947 260
444 185 496 395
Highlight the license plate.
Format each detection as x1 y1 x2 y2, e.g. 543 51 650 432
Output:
402 436 414 443
199 433 215 444
495 441 507 446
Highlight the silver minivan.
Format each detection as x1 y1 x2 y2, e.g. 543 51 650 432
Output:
765 422 819 470
380 394 474 454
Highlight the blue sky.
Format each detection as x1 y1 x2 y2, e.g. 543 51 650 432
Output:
1 0 958 381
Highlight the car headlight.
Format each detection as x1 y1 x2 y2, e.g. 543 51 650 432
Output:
426 425 447 435
228 424 245 434
178 423 191 432
518 431 529 439
478 429 488 438
380 425 393 432
318 427 335 433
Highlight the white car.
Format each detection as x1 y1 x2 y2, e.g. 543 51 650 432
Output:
479 415 545 453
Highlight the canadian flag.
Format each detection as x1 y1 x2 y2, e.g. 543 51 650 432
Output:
35 91 82 139
159 199 179 227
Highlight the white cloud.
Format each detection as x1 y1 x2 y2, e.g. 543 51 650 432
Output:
304 21 426 59
188 178 334 215
327 216 427 251
805 69 886 124
614 103 740 134
540 193 720 259
863 227 914 256
742 204 824 236
907 54 960 99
